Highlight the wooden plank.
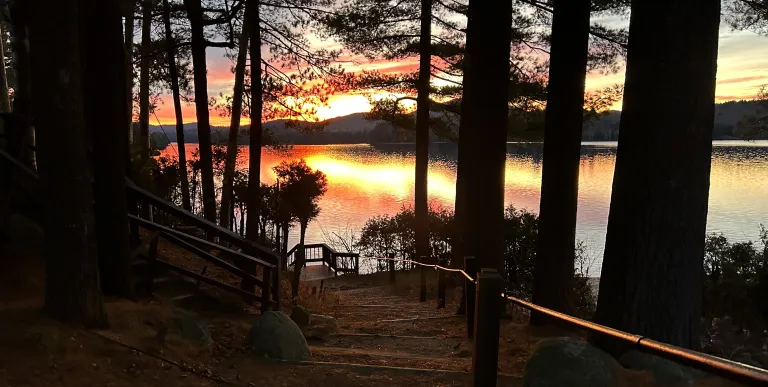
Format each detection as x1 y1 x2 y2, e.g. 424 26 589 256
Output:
126 178 279 264
129 215 275 269
150 259 262 303
159 231 265 289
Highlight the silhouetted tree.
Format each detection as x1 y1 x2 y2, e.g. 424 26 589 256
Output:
161 0 193 211
81 0 133 298
220 1 251 230
414 0 432 264
531 0 592 324
185 0 218 222
29 0 106 327
274 159 327 303
246 0 262 243
137 0 153 163
460 0 512 271
592 0 721 351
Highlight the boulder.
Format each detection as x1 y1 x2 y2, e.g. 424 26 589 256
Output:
523 337 621 387
172 311 212 345
307 315 338 338
244 311 310 361
619 350 708 386
291 305 311 329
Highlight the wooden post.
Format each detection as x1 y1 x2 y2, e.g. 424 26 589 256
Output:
355 255 359 274
471 270 503 387
273 258 282 312
388 253 395 284
147 235 159 295
465 256 477 338
261 266 272 313
419 256 427 302
437 257 446 309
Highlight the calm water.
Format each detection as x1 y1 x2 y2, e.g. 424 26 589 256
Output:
160 141 768 275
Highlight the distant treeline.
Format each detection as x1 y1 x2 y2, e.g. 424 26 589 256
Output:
148 100 767 147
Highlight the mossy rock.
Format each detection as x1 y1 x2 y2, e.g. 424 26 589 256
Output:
523 337 622 387
244 311 310 361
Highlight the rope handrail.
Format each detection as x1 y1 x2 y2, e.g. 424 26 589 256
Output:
504 294 768 386
356 255 475 283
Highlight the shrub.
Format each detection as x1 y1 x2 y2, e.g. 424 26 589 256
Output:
703 227 768 331
354 205 597 317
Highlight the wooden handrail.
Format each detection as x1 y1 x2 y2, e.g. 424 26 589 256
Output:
149 258 263 303
129 215 276 269
126 178 279 265
159 231 264 289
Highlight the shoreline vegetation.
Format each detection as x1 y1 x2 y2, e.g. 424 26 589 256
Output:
147 99 768 150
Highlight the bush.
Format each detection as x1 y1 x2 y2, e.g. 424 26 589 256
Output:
355 205 597 318
703 227 768 331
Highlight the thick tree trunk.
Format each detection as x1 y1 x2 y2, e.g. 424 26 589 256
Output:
161 0 191 211
30 0 107 327
291 221 308 304
220 6 250 229
592 0 721 352
531 0 591 325
185 0 217 222
414 0 432 265
81 0 132 298
137 0 152 163
461 0 512 271
246 0 263 241
7 1 34 167
0 24 11 113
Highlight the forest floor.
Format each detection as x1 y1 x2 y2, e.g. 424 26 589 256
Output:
0 222 748 387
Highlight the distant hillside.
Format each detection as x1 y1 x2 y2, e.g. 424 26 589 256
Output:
583 100 765 141
149 112 388 145
149 100 766 145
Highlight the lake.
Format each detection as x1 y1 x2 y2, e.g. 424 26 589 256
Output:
160 141 768 275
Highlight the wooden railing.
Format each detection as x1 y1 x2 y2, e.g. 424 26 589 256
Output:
286 243 359 275
126 180 282 311
1 151 282 312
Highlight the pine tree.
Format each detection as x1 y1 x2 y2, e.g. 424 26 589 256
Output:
461 0 512 271
30 0 106 327
82 0 133 298
592 0 721 351
531 0 592 324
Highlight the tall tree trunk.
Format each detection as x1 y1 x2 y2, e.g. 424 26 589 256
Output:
461 0 512 271
124 6 135 154
414 0 432 265
291 220 308 304
220 6 250 228
185 0 217 222
137 0 152 164
81 0 132 298
531 0 591 325
282 222 289 270
7 0 34 167
592 0 721 352
0 24 11 113
246 0 263 241
30 0 106 327
275 218 281 254
161 0 191 211
451 29 474 315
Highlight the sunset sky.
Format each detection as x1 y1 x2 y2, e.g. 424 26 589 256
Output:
151 13 768 127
